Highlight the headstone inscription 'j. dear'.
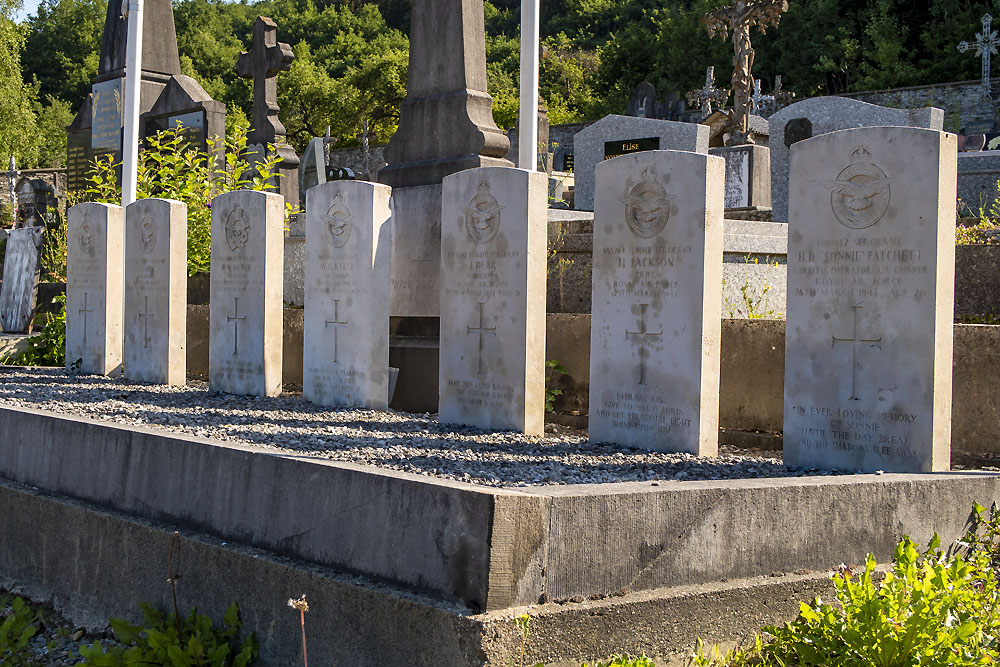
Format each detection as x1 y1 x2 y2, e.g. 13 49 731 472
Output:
588 151 724 455
439 167 547 435
0 226 44 333
124 198 187 385
209 190 284 396
784 127 957 473
303 181 392 409
66 203 124 374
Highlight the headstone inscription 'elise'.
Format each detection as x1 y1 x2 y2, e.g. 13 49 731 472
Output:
303 181 392 409
588 150 724 455
784 126 957 473
66 203 124 375
439 167 547 435
209 190 284 396
124 198 187 385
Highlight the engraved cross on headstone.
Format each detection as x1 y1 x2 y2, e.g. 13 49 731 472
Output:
958 14 999 96
467 302 496 375
237 17 295 147
138 295 154 349
832 303 882 401
625 303 662 386
227 296 246 356
79 291 93 343
325 299 349 363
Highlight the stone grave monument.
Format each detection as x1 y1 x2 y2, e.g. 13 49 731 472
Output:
588 150 724 454
768 97 944 222
709 144 770 208
439 166 547 434
0 227 44 333
66 203 124 374
572 116 709 211
303 181 392 409
784 126 956 473
124 198 187 385
209 190 284 396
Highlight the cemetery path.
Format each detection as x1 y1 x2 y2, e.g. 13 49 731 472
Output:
0 368 843 487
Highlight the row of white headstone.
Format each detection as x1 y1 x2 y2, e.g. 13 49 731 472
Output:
65 125 956 474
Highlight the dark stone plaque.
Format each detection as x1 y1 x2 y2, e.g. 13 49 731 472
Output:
90 78 123 152
603 137 659 160
67 131 96 193
784 117 812 147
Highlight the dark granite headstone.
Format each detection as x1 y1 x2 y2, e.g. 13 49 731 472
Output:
784 117 813 147
603 137 660 159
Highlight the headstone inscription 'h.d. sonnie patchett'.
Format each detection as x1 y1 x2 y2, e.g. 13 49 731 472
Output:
303 181 392 409
66 203 124 374
588 150 724 455
439 167 547 435
784 126 956 473
0 226 44 333
124 198 187 385
209 190 284 396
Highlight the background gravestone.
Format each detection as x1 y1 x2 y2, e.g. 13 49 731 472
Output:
66 202 124 375
439 166 547 435
303 181 392 409
784 126 956 473
209 190 284 396
572 115 709 211
588 150 724 455
0 227 44 333
124 198 187 385
768 97 944 222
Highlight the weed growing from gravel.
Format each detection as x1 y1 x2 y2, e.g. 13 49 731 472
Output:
1 293 65 367
0 596 42 666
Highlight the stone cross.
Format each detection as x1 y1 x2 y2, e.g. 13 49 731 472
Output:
325 299 348 363
467 302 496 375
138 295 154 349
227 296 246 355
685 66 729 116
625 303 662 386
958 13 999 96
237 17 294 148
749 78 774 114
832 304 882 402
703 0 788 145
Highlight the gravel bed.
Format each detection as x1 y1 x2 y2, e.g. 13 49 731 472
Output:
0 367 844 487
1 591 121 666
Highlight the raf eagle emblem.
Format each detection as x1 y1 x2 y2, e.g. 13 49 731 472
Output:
824 146 891 229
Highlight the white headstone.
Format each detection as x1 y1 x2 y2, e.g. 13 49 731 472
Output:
0 226 44 333
784 126 956 473
66 203 124 374
124 198 187 385
209 190 284 396
439 167 547 435
389 184 441 317
303 181 392 409
588 150 724 455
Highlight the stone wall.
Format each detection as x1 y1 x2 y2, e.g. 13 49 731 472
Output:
840 78 998 134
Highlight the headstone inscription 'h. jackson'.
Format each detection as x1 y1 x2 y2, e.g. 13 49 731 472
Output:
209 190 284 397
66 203 124 375
0 226 44 333
303 181 392 409
588 150 724 455
784 126 956 473
124 198 187 385
439 167 547 435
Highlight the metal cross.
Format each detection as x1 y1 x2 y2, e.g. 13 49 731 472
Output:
685 66 728 116
138 295 154 349
325 299 349 363
625 304 662 386
832 303 882 401
749 79 774 114
227 296 246 356
467 302 496 375
959 13 999 96
79 292 93 344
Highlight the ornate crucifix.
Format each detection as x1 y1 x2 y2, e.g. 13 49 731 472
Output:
958 13 999 97
703 0 788 145
685 66 730 116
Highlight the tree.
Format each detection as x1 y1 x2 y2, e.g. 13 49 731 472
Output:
0 0 40 166
21 0 104 105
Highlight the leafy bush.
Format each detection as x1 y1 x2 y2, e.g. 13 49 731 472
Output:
78 602 257 667
0 596 40 666
1 293 66 367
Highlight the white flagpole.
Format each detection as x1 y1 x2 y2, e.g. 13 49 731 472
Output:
122 0 144 206
518 0 539 171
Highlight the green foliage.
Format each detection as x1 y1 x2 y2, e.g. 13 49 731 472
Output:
544 359 568 413
583 656 656 667
78 124 291 276
957 184 1000 245
78 602 257 667
2 293 67 367
722 256 783 320
21 0 104 105
0 0 40 166
0 596 41 666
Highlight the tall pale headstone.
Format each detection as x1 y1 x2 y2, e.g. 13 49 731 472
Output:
124 198 187 384
66 203 124 374
588 151 724 455
303 181 392 409
439 167 546 434
0 226 44 333
784 127 956 473
209 190 284 396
